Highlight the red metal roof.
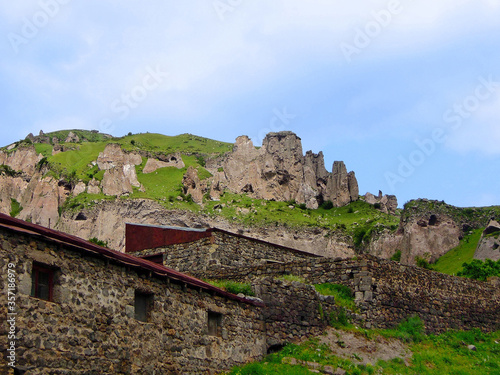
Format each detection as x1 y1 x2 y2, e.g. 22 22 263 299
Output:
0 213 263 307
125 222 322 258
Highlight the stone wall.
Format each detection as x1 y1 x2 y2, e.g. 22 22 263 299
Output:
0 227 266 374
253 277 337 349
191 256 500 334
133 230 319 274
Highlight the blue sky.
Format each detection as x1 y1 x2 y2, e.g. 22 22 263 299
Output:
1 1 499 208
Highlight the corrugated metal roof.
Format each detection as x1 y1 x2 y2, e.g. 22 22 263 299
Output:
126 223 322 258
0 213 263 307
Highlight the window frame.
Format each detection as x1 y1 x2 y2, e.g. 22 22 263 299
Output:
30 263 55 302
134 291 154 322
207 311 223 337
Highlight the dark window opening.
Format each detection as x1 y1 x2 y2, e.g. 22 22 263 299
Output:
267 344 284 354
429 215 438 226
135 291 153 322
31 263 55 301
208 311 222 336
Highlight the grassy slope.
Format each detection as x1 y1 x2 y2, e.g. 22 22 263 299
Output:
29 130 400 237
228 327 500 375
432 228 484 275
202 193 399 236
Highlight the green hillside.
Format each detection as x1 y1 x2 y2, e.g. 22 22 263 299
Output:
432 228 484 275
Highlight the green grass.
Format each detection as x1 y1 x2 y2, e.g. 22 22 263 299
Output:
118 133 233 155
277 274 306 283
433 228 484 275
227 320 500 375
314 283 356 311
34 143 54 157
205 280 254 296
203 194 399 237
10 198 23 218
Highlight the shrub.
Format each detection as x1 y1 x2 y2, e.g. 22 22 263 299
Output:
0 164 18 177
278 274 306 283
314 283 356 311
196 155 206 167
388 315 425 342
320 200 334 210
10 199 23 218
36 157 49 171
390 250 402 262
89 237 109 248
353 225 373 248
206 280 254 296
415 256 433 270
457 259 500 281
329 307 351 328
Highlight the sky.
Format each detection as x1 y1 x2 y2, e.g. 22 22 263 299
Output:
0 1 499 208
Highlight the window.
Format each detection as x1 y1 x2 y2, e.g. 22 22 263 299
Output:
207 311 222 336
134 291 153 322
31 263 54 301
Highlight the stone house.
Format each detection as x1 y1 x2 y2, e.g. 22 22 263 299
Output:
0 213 266 374
125 223 321 274
128 223 500 336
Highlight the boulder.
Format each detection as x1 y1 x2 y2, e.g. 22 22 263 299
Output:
143 153 185 174
473 220 500 261
182 166 205 204
363 190 398 214
73 182 86 196
65 131 80 143
87 178 101 195
97 144 143 196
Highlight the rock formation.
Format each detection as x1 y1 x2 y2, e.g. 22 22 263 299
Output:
0 146 43 175
474 220 500 261
143 152 184 173
364 191 398 214
217 132 358 208
97 143 143 196
182 166 205 204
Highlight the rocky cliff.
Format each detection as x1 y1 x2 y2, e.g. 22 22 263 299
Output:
474 220 500 261
212 132 358 209
369 199 499 265
56 199 354 258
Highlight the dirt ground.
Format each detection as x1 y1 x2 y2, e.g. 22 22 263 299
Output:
318 327 412 366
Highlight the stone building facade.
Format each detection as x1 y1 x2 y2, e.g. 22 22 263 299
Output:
126 223 320 273
0 214 266 375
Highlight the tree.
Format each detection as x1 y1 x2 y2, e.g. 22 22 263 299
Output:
457 259 500 281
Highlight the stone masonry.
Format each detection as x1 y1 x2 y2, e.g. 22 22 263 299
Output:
0 216 266 375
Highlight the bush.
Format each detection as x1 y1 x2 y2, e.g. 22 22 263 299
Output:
89 237 109 248
390 315 425 342
206 280 254 296
314 283 356 311
390 250 402 262
320 200 334 210
0 164 18 177
36 157 49 171
196 155 206 167
353 225 372 248
457 259 500 281
329 307 351 328
415 256 433 270
10 199 23 218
